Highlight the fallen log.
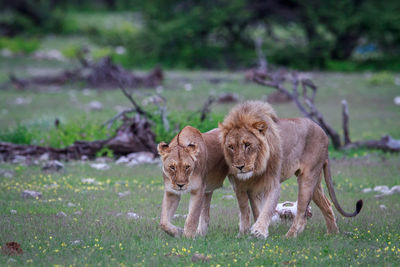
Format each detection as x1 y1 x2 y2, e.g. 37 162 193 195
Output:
8 56 163 90
0 115 157 162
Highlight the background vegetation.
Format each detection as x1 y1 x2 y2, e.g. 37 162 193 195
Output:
1 0 399 70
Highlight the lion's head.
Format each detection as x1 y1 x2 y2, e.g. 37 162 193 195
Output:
158 126 204 193
219 101 282 180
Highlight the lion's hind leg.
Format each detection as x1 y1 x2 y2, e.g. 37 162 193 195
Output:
286 169 319 238
312 183 339 234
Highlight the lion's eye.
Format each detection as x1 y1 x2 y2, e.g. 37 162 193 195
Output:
228 145 234 150
169 165 176 171
244 142 251 148
184 165 190 171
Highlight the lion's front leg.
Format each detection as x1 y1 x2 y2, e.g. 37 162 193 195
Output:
250 179 280 239
196 191 213 236
183 186 205 238
236 190 251 236
160 190 182 237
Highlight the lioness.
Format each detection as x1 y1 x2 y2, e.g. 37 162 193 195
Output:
158 126 228 238
219 101 363 238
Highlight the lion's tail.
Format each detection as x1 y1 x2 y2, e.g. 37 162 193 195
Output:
323 160 363 217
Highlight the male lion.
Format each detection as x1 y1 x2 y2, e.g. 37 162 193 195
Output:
219 101 363 238
158 126 228 238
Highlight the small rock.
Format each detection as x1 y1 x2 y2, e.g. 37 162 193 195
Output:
33 49 65 61
115 156 129 165
362 188 372 193
10 210 17 214
70 240 82 245
14 97 32 105
126 152 157 166
0 169 14 178
82 89 93 96
90 163 110 170
390 185 400 194
373 185 390 194
67 202 76 207
116 212 123 217
126 212 140 220
42 160 64 172
81 178 97 184
395 78 400 86
173 214 187 219
88 101 103 111
56 211 67 218
118 191 131 198
222 194 234 200
73 211 82 215
379 204 387 210
191 253 211 262
1 48 13 57
12 155 28 165
7 258 17 263
184 83 192 91
115 46 126 55
21 190 42 199
39 153 50 161
81 155 89 161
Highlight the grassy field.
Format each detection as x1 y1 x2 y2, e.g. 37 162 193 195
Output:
1 39 400 266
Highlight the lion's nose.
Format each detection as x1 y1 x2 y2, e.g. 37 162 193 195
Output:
177 183 185 188
235 164 245 171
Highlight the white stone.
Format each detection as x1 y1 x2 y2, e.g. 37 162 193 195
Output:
390 185 400 194
362 188 372 193
222 194 234 200
90 163 110 170
184 83 192 91
10 209 17 214
126 212 140 220
39 153 50 161
118 191 131 198
88 101 104 111
74 211 82 215
42 160 64 172
70 240 81 245
373 185 390 193
115 156 129 164
81 178 97 184
379 204 387 210
394 96 400 105
1 48 13 57
21 190 42 199
115 46 126 55
67 202 76 207
14 97 32 105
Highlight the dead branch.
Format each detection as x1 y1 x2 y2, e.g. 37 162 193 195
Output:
7 56 163 90
200 96 216 122
252 70 399 152
101 108 136 129
341 100 351 145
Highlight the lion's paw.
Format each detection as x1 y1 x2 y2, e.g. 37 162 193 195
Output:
250 225 268 239
285 229 297 238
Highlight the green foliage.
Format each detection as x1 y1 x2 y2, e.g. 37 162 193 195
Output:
95 147 114 158
367 72 394 85
0 37 40 54
0 117 117 149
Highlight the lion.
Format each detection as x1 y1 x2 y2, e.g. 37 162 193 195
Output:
158 126 229 238
219 100 363 238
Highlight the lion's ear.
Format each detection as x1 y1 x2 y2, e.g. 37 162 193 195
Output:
157 142 170 158
186 143 199 161
252 121 268 135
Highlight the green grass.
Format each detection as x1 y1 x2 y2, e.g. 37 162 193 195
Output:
0 154 399 266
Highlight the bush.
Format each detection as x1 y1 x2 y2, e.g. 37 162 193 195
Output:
0 37 40 54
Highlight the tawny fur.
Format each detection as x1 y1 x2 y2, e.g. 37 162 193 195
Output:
158 126 228 238
219 100 362 239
